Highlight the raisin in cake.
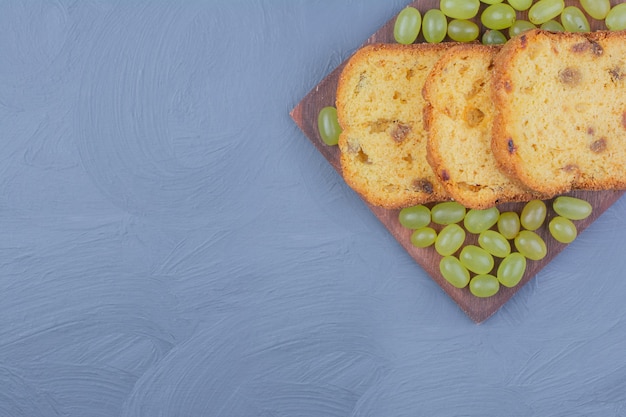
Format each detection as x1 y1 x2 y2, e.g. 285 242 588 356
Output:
336 43 452 209
423 44 539 209
492 29 626 196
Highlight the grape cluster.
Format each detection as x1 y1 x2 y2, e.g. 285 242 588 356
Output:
399 196 592 297
393 0 626 45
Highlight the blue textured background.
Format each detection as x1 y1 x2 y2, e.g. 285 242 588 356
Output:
2 1 626 416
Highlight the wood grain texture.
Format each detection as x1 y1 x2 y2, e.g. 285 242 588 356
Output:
291 0 626 322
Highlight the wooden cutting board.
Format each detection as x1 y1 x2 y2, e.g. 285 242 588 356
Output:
290 0 626 323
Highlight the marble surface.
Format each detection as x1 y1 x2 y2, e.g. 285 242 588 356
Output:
2 1 626 416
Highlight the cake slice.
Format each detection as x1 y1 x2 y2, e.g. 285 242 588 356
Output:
492 29 626 196
336 43 452 209
423 44 539 209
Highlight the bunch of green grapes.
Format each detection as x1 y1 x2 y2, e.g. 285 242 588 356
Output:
392 0 626 46
399 196 592 297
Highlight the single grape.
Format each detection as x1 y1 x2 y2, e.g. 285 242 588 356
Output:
435 224 466 256
459 245 495 274
411 227 438 248
317 106 342 146
605 4 626 32
482 0 504 4
422 9 448 43
497 252 527 287
478 230 512 258
481 3 516 30
497 211 521 240
482 29 508 45
549 216 577 243
528 0 565 25
507 0 532 11
552 196 592 220
464 207 500 234
440 0 480 19
447 19 480 42
514 230 547 261
509 20 537 37
580 0 611 20
561 6 590 32
399 205 431 229
394 7 422 44
470 274 500 297
520 199 547 231
540 19 565 31
440 256 470 288
431 201 466 225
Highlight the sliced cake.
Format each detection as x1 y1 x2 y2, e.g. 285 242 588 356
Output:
491 29 626 196
336 43 452 209
423 43 539 209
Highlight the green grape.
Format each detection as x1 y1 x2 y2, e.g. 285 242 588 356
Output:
394 7 422 44
440 0 480 19
399 205 431 229
497 252 527 287
447 19 480 42
481 3 516 29
478 230 512 258
549 216 577 243
580 0 610 20
431 201 466 225
440 256 470 288
508 20 537 37
520 200 547 231
507 0 532 11
497 211 521 240
514 230 547 261
552 196 592 220
482 29 508 45
561 6 590 32
605 4 626 31
463 207 500 234
470 274 500 297
411 227 438 248
481 0 504 4
459 245 495 274
317 106 342 146
540 19 565 31
422 9 448 43
435 224 466 256
528 0 565 25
